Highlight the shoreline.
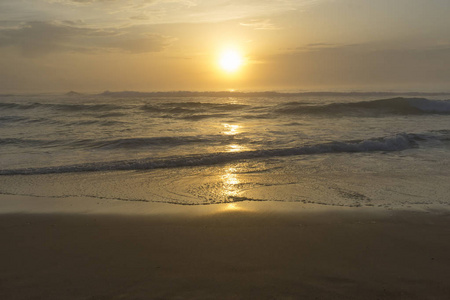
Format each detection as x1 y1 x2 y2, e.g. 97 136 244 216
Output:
1 194 450 299
1 193 449 216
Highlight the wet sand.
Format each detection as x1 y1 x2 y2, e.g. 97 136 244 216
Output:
1 196 450 299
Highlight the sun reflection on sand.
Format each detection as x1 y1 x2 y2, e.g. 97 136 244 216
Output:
225 203 239 210
214 201 247 213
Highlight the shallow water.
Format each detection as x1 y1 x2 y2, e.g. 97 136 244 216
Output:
1 92 449 209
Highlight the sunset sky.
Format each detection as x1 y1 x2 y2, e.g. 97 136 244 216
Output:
1 0 450 93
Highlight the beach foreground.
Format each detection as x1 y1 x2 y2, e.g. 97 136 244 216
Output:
1 196 449 300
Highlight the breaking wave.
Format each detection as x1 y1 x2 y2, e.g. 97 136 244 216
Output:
0 135 234 149
275 97 450 116
0 133 429 175
2 98 449 119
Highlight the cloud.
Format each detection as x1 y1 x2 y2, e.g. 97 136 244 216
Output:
104 34 176 53
263 43 450 87
305 43 336 49
46 0 182 7
239 19 279 30
0 21 85 56
47 0 119 4
1 0 323 32
0 21 174 56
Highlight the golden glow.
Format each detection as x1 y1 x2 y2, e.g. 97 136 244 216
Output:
227 144 245 152
219 49 243 72
225 203 239 210
222 123 240 135
217 202 245 213
221 167 241 198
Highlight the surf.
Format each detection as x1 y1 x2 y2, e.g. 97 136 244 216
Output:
0 132 438 176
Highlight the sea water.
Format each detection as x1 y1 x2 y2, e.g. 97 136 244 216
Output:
0 92 449 209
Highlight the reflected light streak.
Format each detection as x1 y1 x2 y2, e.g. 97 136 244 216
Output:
226 203 239 210
227 144 245 152
221 166 240 198
216 202 247 213
222 123 240 135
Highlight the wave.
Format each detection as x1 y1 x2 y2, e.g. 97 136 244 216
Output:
2 97 449 118
0 133 428 175
0 116 27 123
141 102 247 113
0 100 246 119
275 97 450 116
0 138 60 147
0 102 42 110
0 102 123 112
0 135 220 149
139 102 249 120
79 136 216 149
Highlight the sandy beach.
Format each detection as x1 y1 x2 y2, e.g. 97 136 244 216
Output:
1 195 449 300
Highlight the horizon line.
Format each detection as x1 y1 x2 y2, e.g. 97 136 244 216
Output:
2 90 450 97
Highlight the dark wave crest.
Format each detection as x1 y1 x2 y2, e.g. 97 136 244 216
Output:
0 133 433 175
0 135 223 149
0 102 123 112
141 102 247 114
275 98 450 116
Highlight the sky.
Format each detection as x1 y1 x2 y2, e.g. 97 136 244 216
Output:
1 0 450 93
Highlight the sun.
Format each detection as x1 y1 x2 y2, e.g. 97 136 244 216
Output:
219 49 243 72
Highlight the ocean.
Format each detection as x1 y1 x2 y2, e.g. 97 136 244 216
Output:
0 91 449 209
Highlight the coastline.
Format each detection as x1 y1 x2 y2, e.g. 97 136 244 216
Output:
1 194 450 299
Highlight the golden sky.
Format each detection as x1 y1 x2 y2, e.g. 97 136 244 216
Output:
1 0 450 92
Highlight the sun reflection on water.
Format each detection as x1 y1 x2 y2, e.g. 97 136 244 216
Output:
222 123 247 153
221 166 241 198
222 123 240 135
227 144 245 152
